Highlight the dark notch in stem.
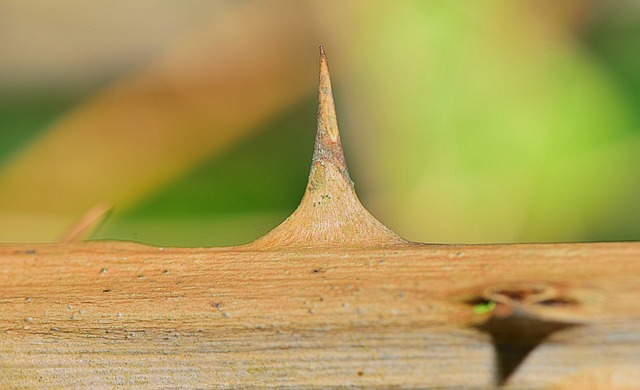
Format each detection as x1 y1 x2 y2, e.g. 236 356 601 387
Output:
468 284 585 386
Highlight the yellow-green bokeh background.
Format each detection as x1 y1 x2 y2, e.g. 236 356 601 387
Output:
1 1 639 245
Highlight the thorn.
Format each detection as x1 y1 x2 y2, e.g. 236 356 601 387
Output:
248 48 406 249
315 45 350 184
478 308 578 386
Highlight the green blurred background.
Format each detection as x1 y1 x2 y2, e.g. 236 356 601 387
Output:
1 0 639 246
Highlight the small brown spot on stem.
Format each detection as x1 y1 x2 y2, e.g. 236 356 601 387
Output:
14 249 36 255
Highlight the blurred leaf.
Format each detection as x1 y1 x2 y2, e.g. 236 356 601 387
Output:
0 92 82 165
0 1 319 243
97 98 316 246
317 0 640 242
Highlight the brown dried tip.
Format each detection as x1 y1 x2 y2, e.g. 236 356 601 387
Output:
250 47 406 249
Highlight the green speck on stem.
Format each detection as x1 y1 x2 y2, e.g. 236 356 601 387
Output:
473 301 496 315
